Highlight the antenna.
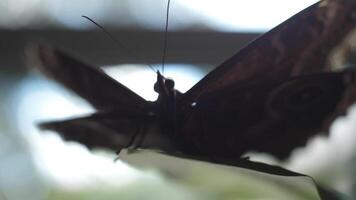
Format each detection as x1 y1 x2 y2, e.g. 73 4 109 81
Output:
161 0 171 74
82 15 157 73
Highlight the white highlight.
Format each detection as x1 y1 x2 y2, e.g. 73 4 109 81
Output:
10 76 140 188
178 0 319 31
103 64 203 101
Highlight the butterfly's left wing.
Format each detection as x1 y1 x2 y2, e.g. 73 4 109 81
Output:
39 109 179 153
35 45 147 111
34 45 155 151
181 0 355 104
39 110 144 150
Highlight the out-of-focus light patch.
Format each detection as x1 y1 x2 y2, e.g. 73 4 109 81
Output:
10 76 93 137
103 64 204 101
45 0 109 29
162 64 205 93
0 0 42 28
126 0 169 30
0 0 318 31
9 75 147 187
178 0 318 32
125 0 204 31
32 132 143 188
103 65 158 101
0 148 48 200
7 0 41 17
287 104 356 194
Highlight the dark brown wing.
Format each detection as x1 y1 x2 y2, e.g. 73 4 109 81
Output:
178 71 356 159
39 109 180 152
181 0 355 104
36 45 147 110
39 110 145 151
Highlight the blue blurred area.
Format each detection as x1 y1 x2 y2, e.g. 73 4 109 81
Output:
0 0 317 31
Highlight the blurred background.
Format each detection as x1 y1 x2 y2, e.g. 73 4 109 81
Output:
1 0 356 199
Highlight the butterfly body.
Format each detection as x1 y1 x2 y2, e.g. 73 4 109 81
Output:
36 0 356 161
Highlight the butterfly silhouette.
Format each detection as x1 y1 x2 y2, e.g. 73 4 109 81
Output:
35 0 356 163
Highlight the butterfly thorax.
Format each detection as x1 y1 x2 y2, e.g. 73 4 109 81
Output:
130 72 183 152
154 71 179 130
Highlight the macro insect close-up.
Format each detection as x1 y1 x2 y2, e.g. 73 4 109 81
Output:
1 0 356 200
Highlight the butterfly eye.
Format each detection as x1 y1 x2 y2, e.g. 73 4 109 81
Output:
266 79 329 116
153 78 175 94
165 79 175 90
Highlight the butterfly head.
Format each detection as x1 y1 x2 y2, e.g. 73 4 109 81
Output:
154 71 176 97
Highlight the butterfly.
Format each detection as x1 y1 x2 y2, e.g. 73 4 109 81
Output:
35 0 356 163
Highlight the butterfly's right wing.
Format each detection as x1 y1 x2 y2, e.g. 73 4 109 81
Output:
181 0 356 104
178 71 356 159
35 45 147 111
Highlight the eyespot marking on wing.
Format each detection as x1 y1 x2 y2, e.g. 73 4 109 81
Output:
266 74 345 118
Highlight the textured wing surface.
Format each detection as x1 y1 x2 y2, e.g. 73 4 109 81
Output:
179 71 356 159
182 0 355 104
